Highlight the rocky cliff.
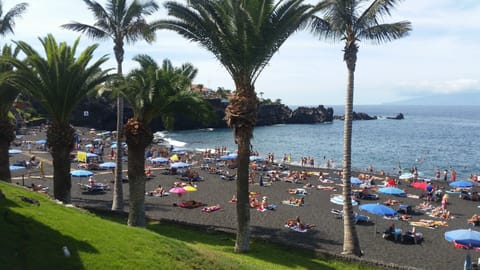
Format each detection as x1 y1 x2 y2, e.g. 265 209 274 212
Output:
68 98 335 130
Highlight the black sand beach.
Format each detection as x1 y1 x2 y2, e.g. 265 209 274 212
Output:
10 128 480 270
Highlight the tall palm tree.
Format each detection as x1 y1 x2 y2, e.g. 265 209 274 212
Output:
120 54 212 227
0 1 28 37
3 34 112 203
159 0 321 253
0 44 20 182
62 0 160 211
310 0 411 256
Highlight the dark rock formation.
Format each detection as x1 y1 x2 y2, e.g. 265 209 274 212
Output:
287 106 333 124
256 103 292 126
334 111 377 121
387 113 404 120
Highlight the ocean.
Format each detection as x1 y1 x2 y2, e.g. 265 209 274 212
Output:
164 105 480 180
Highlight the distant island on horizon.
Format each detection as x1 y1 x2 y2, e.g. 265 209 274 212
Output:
382 90 480 106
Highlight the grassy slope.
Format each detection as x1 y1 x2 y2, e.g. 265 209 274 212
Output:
0 182 376 270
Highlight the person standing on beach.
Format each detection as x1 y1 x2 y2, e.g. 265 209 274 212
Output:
38 161 44 178
443 169 448 181
435 168 441 181
451 169 456 182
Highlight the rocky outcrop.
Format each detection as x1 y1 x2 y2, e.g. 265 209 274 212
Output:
334 111 377 121
288 106 333 124
387 113 404 120
256 103 292 126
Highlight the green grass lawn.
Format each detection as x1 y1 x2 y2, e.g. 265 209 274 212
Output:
0 182 377 270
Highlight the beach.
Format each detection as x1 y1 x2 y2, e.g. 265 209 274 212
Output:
10 127 480 270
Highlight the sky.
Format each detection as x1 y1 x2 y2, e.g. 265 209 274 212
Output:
6 0 480 106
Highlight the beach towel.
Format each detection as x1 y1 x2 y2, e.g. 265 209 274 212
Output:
257 204 277 212
284 224 308 233
201 204 221 213
281 200 302 207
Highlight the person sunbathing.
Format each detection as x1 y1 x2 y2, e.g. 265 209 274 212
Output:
288 197 304 206
468 214 480 226
383 199 401 206
317 185 336 191
286 216 315 230
250 197 261 208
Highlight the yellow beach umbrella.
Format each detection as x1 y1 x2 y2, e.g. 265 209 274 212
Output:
170 154 179 161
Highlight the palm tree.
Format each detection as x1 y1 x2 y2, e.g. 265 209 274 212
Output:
309 0 411 256
0 1 28 37
0 44 20 182
159 0 321 253
62 0 160 211
120 54 212 227
3 34 112 203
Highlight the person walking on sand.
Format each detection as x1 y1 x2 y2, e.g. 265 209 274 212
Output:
38 161 45 178
443 169 448 181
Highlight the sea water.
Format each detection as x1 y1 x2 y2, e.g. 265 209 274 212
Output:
164 105 480 180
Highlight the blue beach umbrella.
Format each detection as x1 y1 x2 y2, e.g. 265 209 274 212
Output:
360 203 397 236
170 162 190 169
378 187 406 196
445 229 480 249
220 153 238 160
36 139 47 144
359 203 397 217
8 149 22 155
151 157 169 163
70 169 94 177
450 181 474 188
99 162 116 169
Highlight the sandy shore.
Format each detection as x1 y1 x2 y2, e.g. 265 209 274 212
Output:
9 127 480 270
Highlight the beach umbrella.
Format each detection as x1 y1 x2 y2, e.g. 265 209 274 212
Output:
36 139 47 144
70 169 94 177
445 229 480 270
169 186 186 196
85 144 93 148
330 195 358 206
86 153 98 158
378 187 406 196
183 185 197 192
170 162 190 169
445 229 480 249
151 157 168 163
220 153 237 160
170 154 179 161
450 181 474 188
359 203 397 236
8 149 22 155
99 162 116 169
399 173 414 180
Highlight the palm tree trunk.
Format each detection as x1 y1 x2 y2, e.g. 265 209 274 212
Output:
0 139 11 182
112 95 124 211
124 119 152 228
234 127 252 253
0 121 15 182
112 53 124 212
48 124 74 204
126 140 146 227
341 62 362 256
